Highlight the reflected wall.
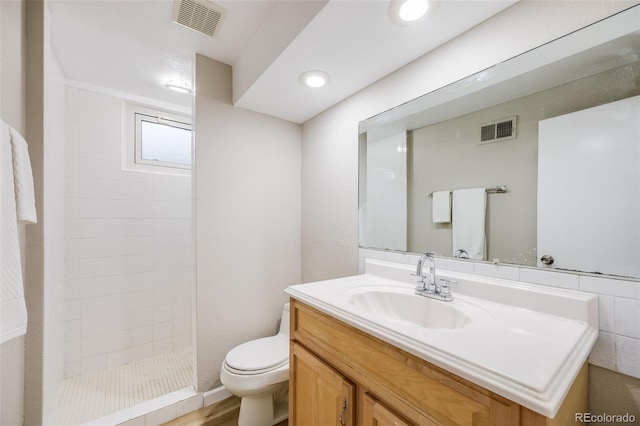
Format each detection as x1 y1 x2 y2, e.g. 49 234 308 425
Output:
407 62 640 265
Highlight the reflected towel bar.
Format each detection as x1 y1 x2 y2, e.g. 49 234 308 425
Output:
428 185 507 197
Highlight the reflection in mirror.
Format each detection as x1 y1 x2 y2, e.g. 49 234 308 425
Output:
358 6 640 279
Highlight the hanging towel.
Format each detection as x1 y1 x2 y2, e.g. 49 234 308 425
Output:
432 191 451 223
9 126 37 224
452 188 486 260
1 120 36 344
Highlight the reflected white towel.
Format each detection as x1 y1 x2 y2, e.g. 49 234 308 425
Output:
432 191 451 223
452 188 486 260
1 120 36 344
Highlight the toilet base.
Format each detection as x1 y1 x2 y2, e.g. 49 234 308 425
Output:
273 399 288 424
238 393 288 426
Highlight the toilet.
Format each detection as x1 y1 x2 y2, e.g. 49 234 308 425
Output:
220 303 290 426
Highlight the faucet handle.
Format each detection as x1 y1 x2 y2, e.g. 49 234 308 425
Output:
438 279 457 296
414 275 427 291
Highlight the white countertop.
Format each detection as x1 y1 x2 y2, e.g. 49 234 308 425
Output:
285 259 598 418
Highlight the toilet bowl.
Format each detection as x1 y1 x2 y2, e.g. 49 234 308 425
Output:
220 303 290 426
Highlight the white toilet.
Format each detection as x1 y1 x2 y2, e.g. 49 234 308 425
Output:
220 303 290 426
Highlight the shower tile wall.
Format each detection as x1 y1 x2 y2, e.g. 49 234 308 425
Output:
64 87 193 377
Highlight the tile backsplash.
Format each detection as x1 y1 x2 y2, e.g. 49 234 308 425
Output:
360 248 640 380
64 87 193 377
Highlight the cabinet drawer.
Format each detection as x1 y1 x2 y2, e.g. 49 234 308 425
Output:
291 299 520 426
363 393 421 426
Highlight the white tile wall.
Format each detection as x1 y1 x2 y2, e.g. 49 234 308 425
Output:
360 248 640 380
64 87 193 377
616 336 640 378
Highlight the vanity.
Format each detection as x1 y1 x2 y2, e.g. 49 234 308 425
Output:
285 259 598 425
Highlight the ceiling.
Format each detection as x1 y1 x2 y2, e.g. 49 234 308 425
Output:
48 0 517 124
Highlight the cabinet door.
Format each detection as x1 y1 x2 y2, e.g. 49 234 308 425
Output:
363 394 416 426
290 343 355 426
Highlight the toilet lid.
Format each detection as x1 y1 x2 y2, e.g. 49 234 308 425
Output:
225 336 288 375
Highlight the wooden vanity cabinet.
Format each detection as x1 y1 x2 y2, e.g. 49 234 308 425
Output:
290 343 355 426
289 299 587 426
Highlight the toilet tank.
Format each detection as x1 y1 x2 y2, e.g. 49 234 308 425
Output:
278 303 290 337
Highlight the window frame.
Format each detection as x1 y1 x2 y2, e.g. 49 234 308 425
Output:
134 112 192 169
124 103 192 176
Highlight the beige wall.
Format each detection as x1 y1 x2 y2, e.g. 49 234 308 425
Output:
194 54 301 392
302 0 640 417
23 0 46 423
589 366 640 425
1 1 27 425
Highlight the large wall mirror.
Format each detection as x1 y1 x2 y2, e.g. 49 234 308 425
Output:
359 6 640 280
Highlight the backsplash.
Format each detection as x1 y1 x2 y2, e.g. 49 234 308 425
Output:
359 248 640 380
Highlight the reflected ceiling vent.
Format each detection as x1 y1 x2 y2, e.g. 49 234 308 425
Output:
480 116 517 143
172 0 226 37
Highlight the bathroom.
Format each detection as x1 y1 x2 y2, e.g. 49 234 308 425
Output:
1 0 639 425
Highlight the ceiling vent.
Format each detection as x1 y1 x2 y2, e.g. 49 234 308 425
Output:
172 0 226 38
480 116 517 143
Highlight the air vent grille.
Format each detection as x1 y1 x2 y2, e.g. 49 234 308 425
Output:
172 0 226 37
481 124 495 142
480 116 517 143
496 120 513 138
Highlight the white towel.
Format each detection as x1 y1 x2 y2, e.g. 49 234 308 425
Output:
452 188 486 260
9 126 37 224
1 120 36 344
432 191 451 223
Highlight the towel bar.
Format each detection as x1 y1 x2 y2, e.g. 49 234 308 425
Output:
428 185 507 198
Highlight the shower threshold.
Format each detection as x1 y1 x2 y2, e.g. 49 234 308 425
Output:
51 347 194 426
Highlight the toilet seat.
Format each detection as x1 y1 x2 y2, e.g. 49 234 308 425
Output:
224 335 288 375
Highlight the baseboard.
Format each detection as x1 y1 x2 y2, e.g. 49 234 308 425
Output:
203 386 233 407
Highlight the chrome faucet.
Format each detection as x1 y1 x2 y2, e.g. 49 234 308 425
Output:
415 252 436 291
414 253 454 302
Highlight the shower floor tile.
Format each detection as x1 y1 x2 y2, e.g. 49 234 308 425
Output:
51 347 193 426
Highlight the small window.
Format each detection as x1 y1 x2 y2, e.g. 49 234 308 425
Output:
135 113 192 169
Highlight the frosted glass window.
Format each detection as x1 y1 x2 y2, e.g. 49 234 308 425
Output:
135 113 192 169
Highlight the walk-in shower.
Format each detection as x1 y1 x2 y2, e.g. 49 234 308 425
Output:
52 86 195 424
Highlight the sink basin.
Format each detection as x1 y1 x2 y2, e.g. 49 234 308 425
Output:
346 286 471 329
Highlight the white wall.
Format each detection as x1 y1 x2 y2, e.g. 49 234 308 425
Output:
64 86 193 377
42 8 67 421
1 0 25 132
0 1 26 424
194 54 301 392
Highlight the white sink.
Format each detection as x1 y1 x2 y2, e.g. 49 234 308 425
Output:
346 286 471 329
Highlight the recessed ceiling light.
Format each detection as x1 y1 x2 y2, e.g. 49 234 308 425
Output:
163 78 192 93
388 0 436 25
299 70 330 88
398 0 429 21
